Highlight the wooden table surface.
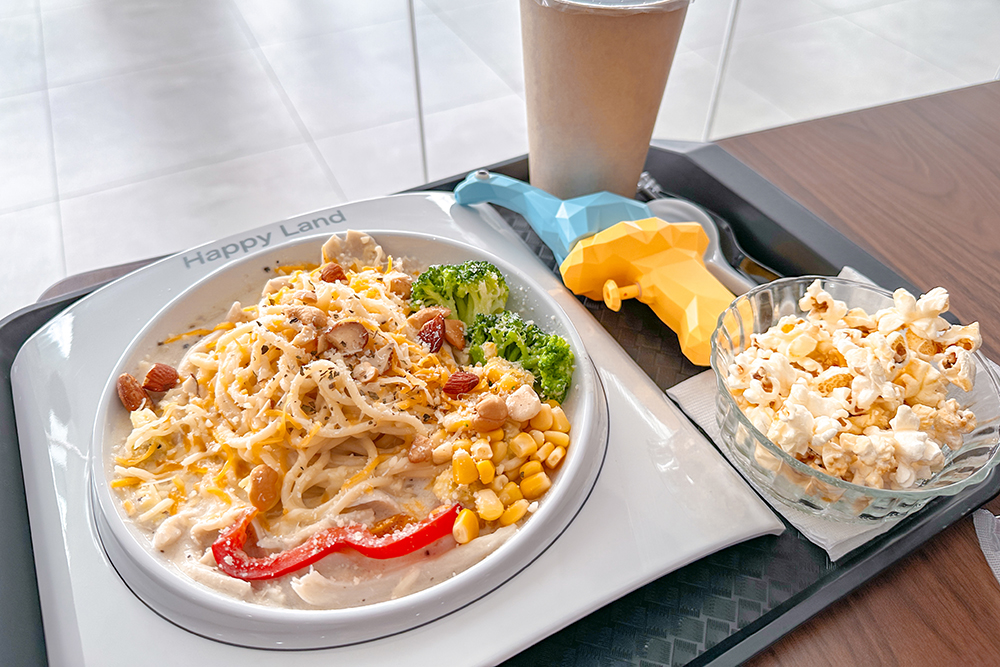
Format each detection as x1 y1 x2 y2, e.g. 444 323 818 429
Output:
718 81 1000 666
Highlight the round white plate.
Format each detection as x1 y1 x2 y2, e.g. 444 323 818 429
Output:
90 230 609 649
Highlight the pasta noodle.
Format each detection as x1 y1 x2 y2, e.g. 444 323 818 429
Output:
111 231 573 609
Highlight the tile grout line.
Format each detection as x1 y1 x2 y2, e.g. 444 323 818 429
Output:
34 0 68 279
702 0 742 142
50 142 317 204
226 0 348 201
698 13 969 138
36 44 258 99
426 3 524 99
408 0 430 184
839 11 983 86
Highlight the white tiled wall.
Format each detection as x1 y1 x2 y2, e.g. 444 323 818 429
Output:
1 0 998 319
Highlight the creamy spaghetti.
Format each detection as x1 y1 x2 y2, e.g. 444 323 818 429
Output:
111 231 574 609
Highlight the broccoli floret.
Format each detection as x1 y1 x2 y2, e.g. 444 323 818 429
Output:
411 260 509 326
467 311 575 402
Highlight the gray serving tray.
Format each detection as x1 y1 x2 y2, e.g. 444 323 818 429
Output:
2 141 996 666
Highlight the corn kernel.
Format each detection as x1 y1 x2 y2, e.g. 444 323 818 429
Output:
530 404 553 431
487 428 505 442
529 429 545 446
430 429 448 443
453 438 472 452
471 438 493 461
491 439 508 464
499 481 523 506
490 473 509 494
452 509 479 544
544 399 559 408
519 460 543 480
452 450 478 485
431 442 454 465
545 446 566 469
497 375 519 392
475 489 504 521
499 499 530 526
510 432 538 458
503 455 525 472
445 417 472 433
534 442 555 462
520 472 552 499
486 365 505 382
550 407 570 433
544 431 570 448
477 459 496 485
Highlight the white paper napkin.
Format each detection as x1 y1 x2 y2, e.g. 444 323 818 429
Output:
667 370 902 561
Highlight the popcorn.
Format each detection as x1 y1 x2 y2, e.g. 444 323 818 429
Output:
799 280 848 325
841 432 894 489
726 280 981 490
896 357 949 406
940 346 975 392
926 398 976 450
939 322 981 351
887 405 944 488
767 403 813 457
813 367 853 395
876 287 951 339
745 405 776 434
843 308 876 331
821 438 851 479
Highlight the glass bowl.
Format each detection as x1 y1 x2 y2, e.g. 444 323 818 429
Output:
710 276 1000 523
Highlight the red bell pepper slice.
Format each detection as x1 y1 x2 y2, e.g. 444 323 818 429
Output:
211 503 461 581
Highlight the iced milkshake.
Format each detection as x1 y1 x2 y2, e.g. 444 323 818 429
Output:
520 0 689 199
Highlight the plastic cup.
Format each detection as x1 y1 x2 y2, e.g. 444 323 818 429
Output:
520 0 689 199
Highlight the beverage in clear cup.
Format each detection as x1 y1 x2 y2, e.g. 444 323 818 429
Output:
520 0 689 200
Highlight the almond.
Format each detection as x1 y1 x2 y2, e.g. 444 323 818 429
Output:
443 371 480 397
476 394 508 422
325 321 368 355
408 306 451 329
118 373 151 411
248 464 282 512
285 305 327 329
473 394 507 432
142 363 179 392
408 434 433 463
352 360 378 383
418 314 445 352
385 273 412 299
289 290 317 304
444 319 465 350
320 262 347 283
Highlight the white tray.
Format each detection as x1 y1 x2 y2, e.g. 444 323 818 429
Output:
12 192 783 666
